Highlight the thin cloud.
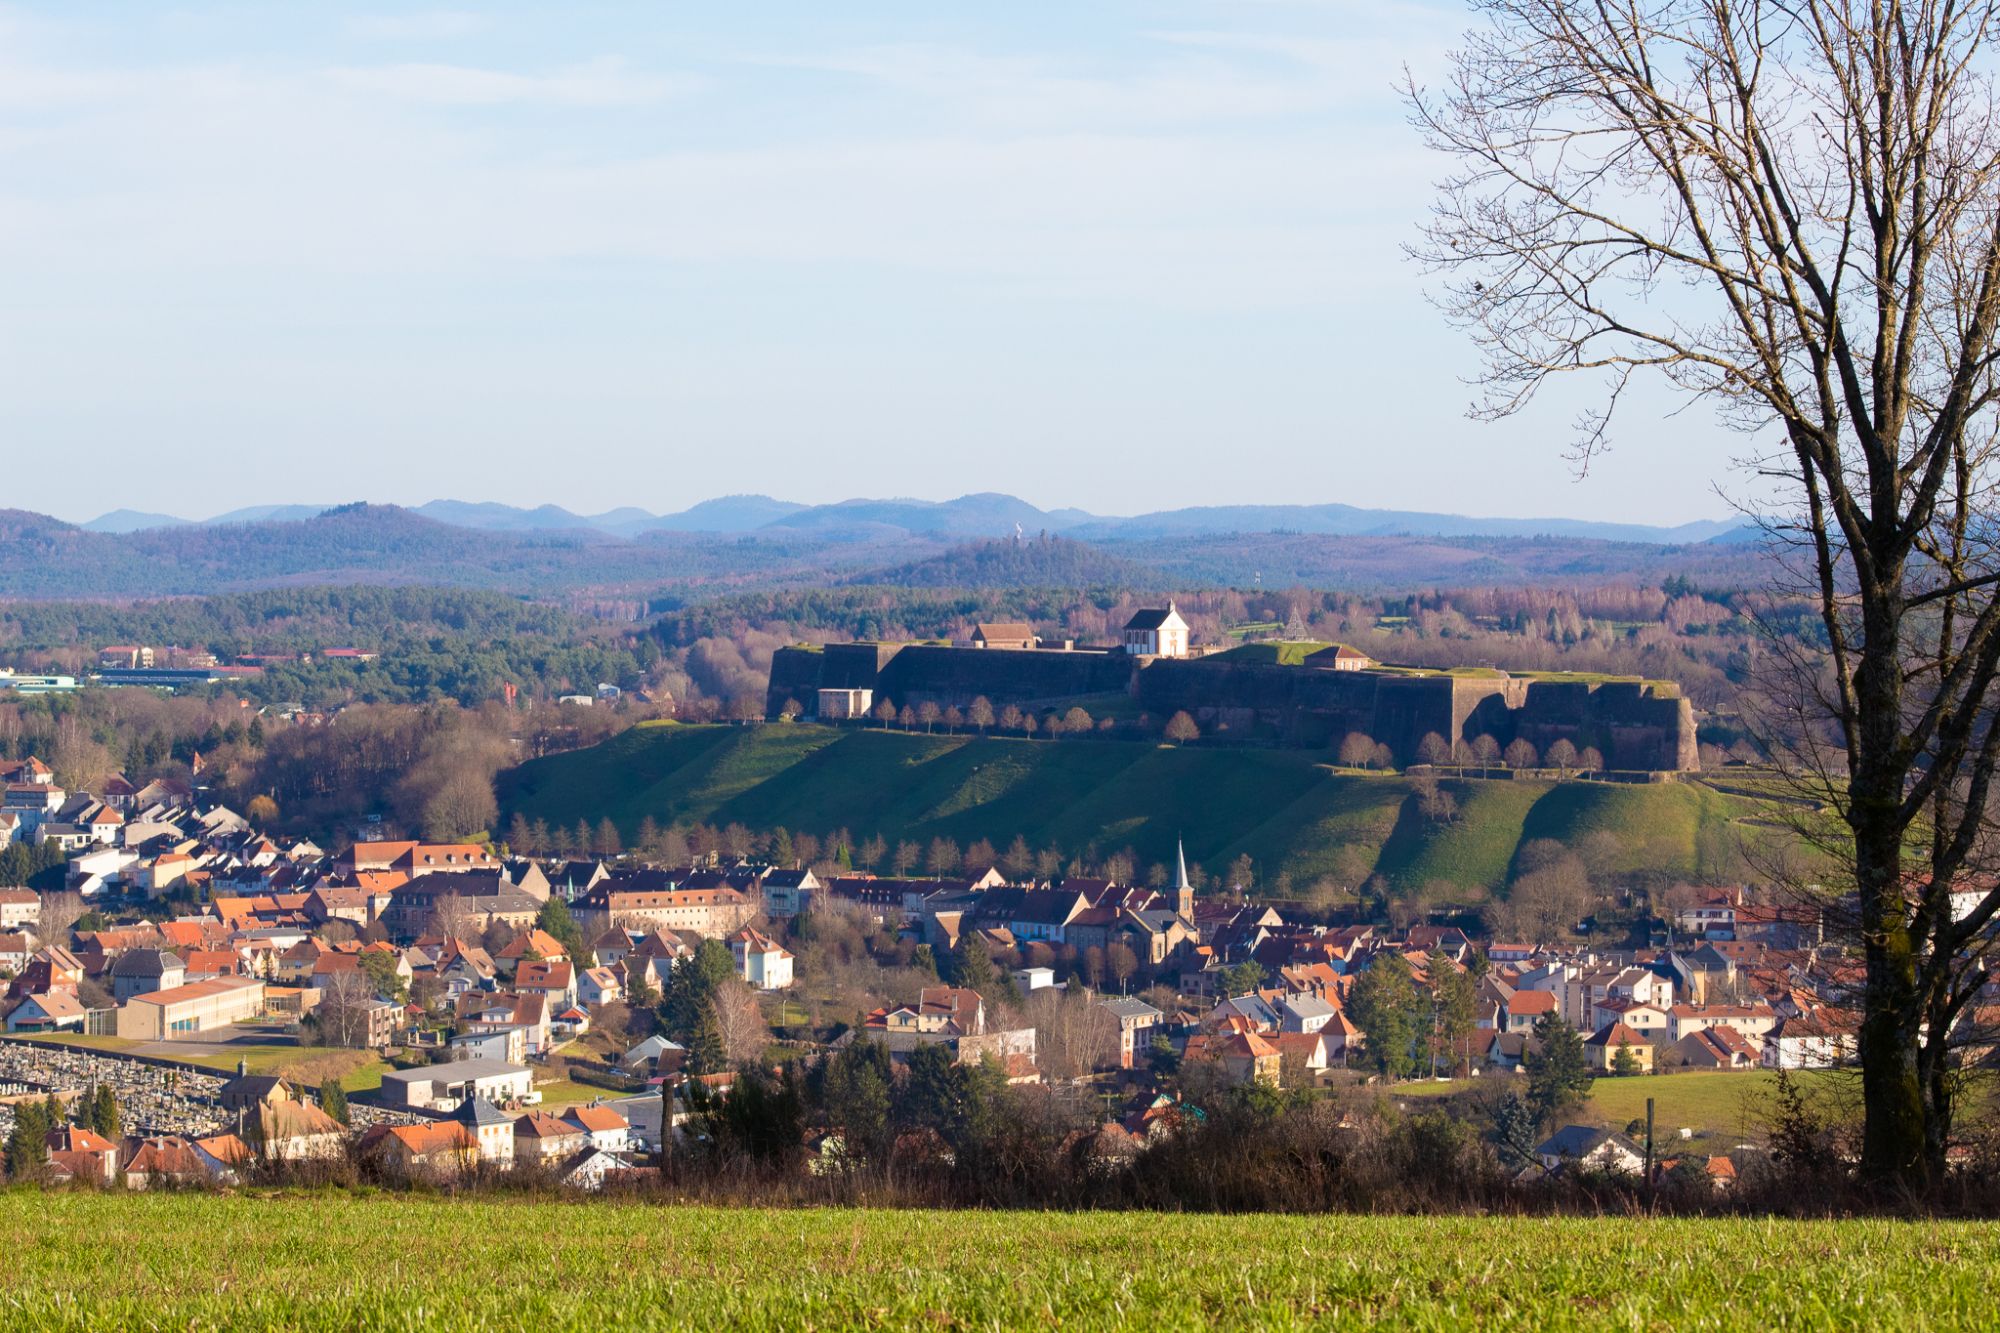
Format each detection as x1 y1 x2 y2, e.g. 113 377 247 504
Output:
345 12 486 42
327 58 693 107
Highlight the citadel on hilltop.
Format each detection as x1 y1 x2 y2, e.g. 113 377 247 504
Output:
768 602 1698 774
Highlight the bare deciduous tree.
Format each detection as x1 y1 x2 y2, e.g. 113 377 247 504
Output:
711 977 770 1066
312 969 377 1049
1414 0 2000 1184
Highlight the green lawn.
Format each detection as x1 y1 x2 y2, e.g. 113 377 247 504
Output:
0 1193 1993 1330
4 1033 136 1053
531 1077 617 1107
1396 1070 1833 1140
3 1034 386 1091
1209 640 1338 665
186 1045 390 1092
498 724 1755 894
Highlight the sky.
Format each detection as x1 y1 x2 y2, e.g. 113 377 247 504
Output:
0 1 1750 526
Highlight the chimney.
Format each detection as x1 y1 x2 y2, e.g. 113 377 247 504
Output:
238 1057 248 1077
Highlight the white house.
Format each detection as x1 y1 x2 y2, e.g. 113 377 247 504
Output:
6 988 87 1032
1279 994 1338 1034
1122 603 1190 657
0 888 40 933
729 927 794 990
379 1058 533 1111
562 1104 633 1154
1763 1012 1859 1070
1534 1125 1645 1175
578 965 624 1007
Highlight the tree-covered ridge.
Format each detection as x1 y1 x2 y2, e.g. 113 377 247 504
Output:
0 504 1773 600
0 586 665 710
0 505 886 598
854 535 1157 589
0 586 578 654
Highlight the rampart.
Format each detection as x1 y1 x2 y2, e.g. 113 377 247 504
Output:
766 644 1698 771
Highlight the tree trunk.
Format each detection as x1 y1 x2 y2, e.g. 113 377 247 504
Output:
1853 585 1928 1188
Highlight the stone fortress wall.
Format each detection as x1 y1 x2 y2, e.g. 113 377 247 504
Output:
766 642 1698 772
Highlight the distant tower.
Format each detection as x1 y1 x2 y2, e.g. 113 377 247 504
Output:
1174 838 1194 920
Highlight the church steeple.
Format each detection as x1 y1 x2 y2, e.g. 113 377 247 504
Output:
1174 837 1194 920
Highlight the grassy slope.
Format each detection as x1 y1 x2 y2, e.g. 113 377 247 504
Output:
1396 1069 1833 1141
499 724 1753 892
3 1193 1994 1330
6 1034 387 1090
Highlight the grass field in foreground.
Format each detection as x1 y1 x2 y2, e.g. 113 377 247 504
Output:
1 1192 1994 1331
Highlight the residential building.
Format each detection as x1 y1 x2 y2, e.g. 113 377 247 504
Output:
111 948 187 1002
379 1058 533 1111
563 1105 632 1154
513 1110 586 1163
1097 996 1163 1069
1534 1125 1645 1175
1584 1021 1655 1073
729 927 794 990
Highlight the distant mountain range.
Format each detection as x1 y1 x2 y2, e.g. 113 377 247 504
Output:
80 492 1749 545
4 500 1768 599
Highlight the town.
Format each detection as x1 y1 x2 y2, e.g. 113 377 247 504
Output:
0 715 1862 1193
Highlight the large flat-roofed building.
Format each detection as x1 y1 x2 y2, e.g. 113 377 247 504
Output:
115 976 265 1040
379 1058 534 1111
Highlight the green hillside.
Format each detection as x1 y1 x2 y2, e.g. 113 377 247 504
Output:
499 723 1755 893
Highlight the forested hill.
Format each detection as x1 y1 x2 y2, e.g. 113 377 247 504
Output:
0 505 883 598
1 504 1772 599
855 536 1155 589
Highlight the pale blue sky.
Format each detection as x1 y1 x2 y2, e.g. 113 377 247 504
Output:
0 2 1744 525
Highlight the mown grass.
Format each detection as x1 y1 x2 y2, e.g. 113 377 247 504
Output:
1394 1070 1827 1140
6 1032 137 1053
1 1192 1994 1330
1209 640 1338 665
498 725 1756 893
5 1035 387 1091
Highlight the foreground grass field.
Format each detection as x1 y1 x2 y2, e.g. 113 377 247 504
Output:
2 1192 1994 1330
498 722 1752 891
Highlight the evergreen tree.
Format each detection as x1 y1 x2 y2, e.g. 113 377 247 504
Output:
951 934 998 997
1426 949 1477 1076
1222 959 1266 997
660 939 738 1046
820 1041 894 1163
7 1100 48 1178
1611 1040 1642 1077
320 1079 350 1125
91 1085 120 1139
1349 953 1420 1079
536 896 590 965
1525 1011 1592 1122
687 997 727 1075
